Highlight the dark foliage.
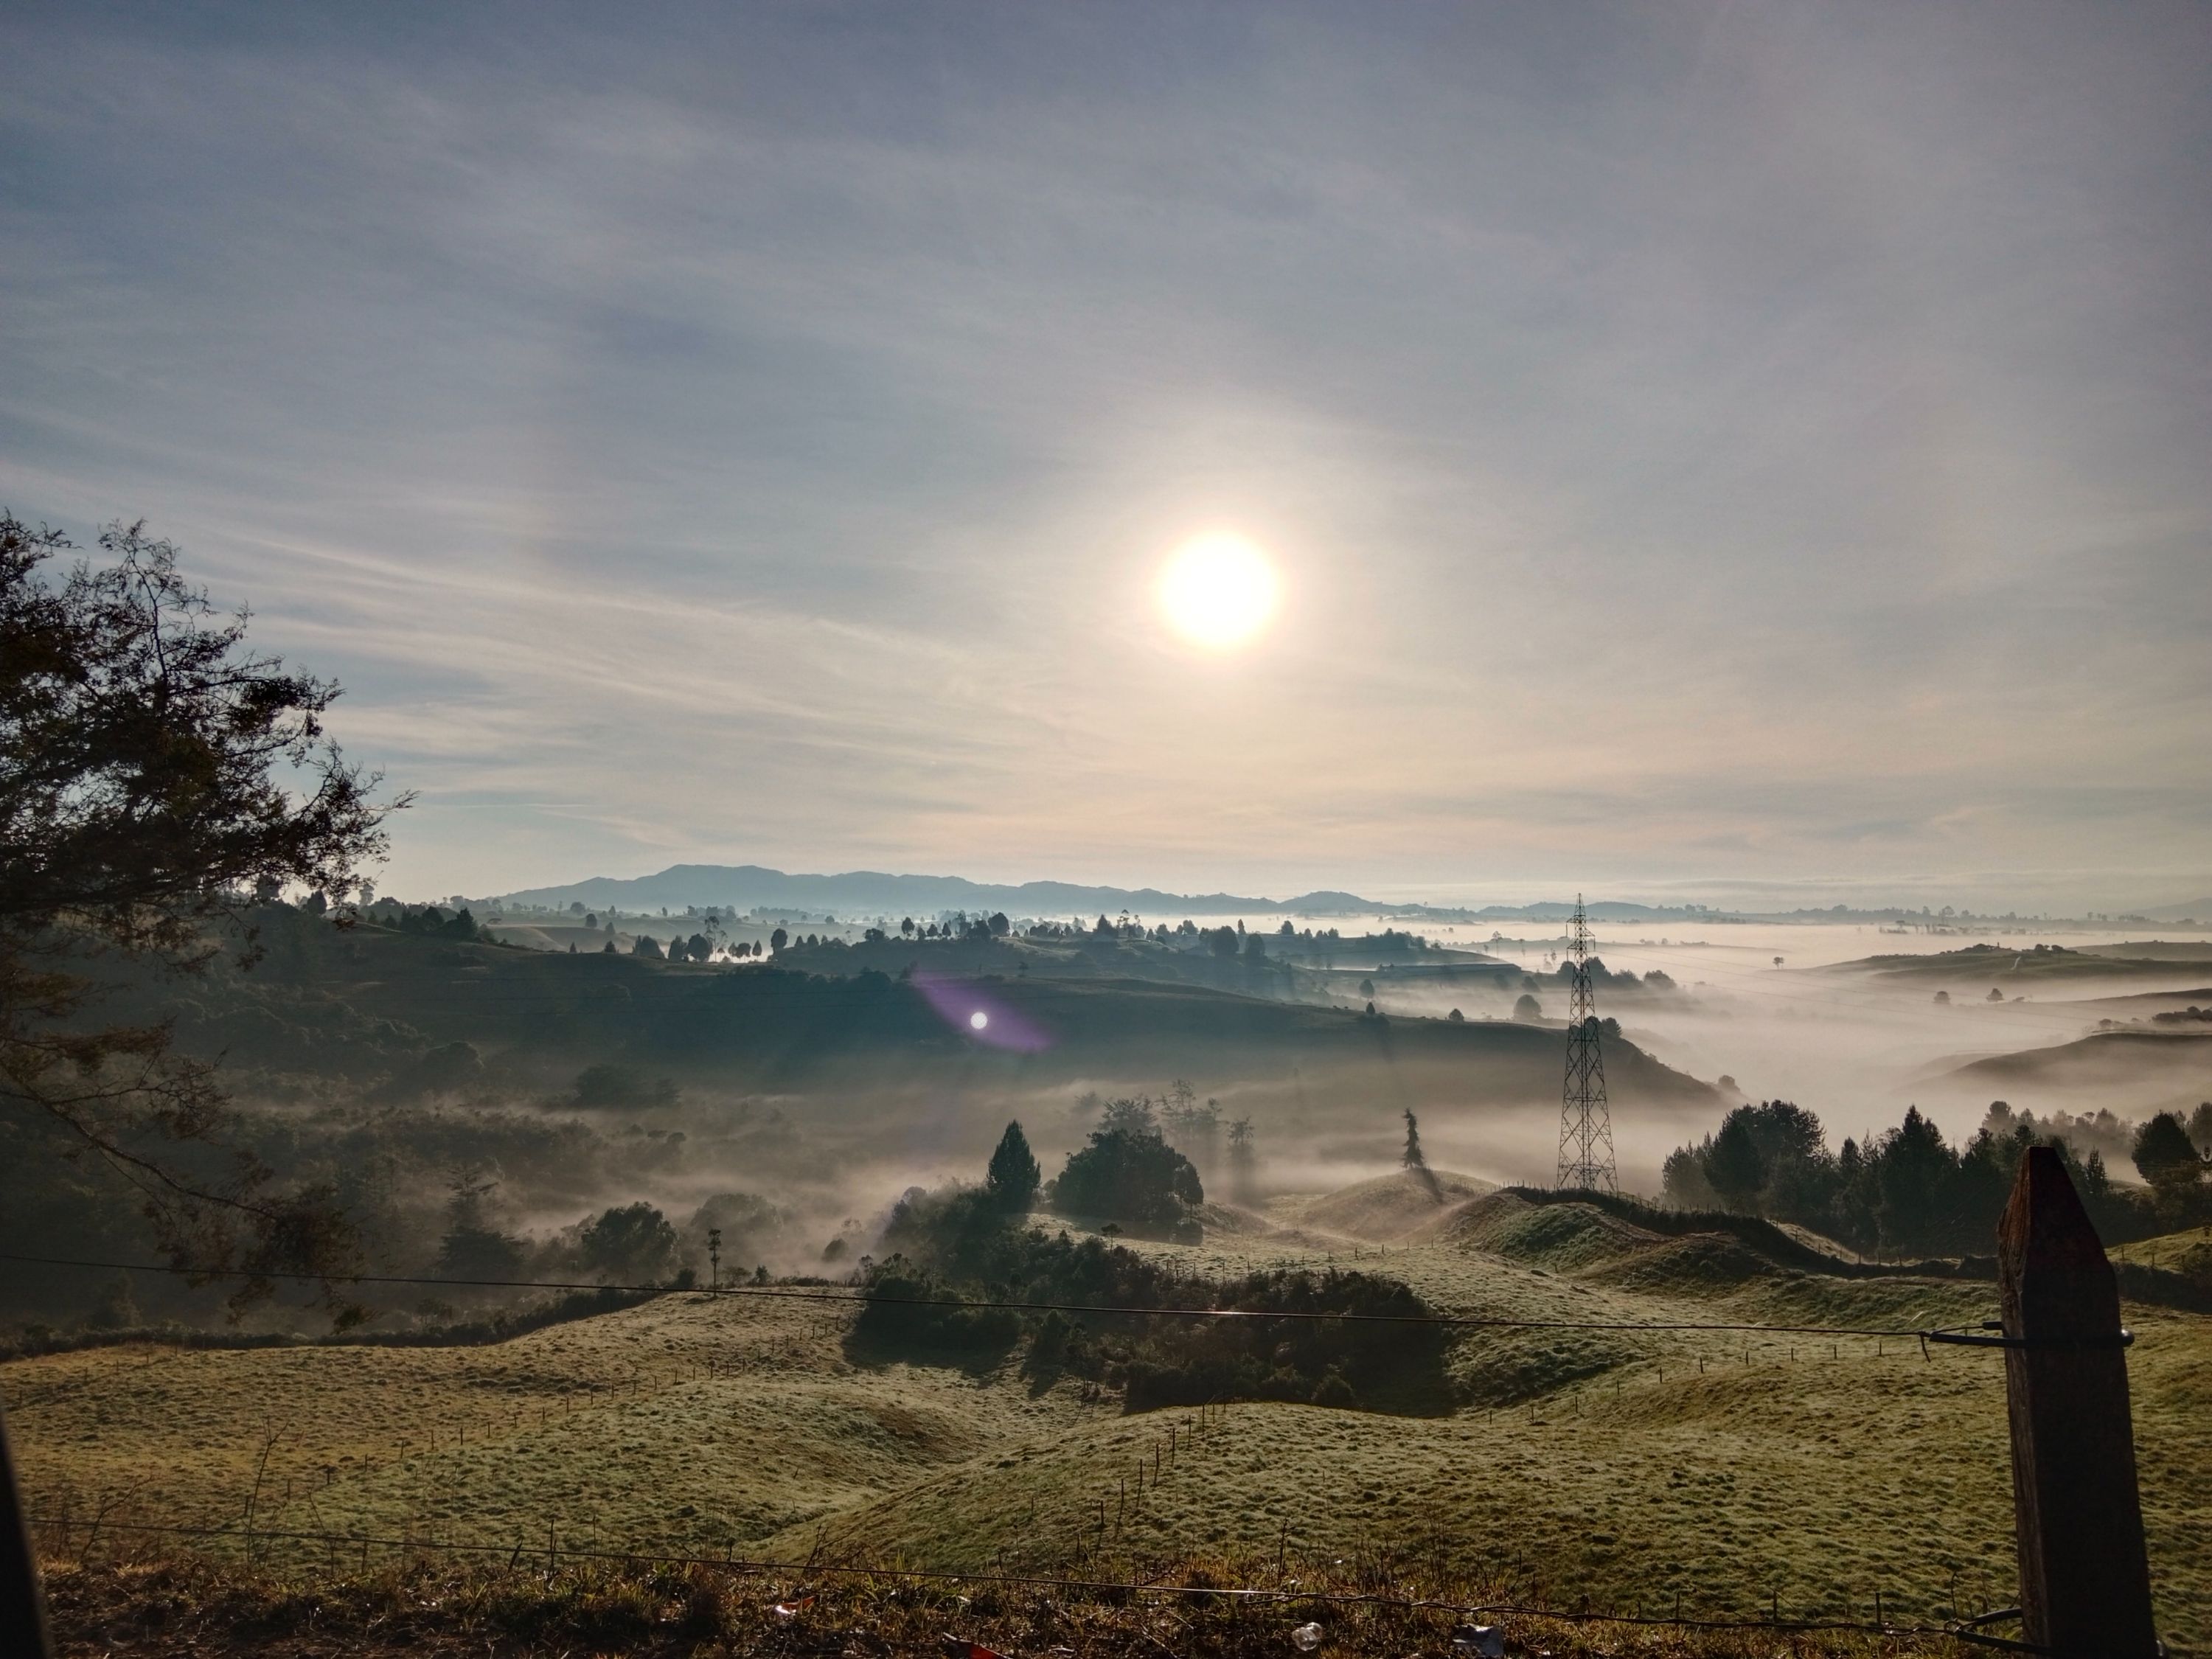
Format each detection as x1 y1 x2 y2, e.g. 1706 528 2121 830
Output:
855 1180 1451 1413
1661 1099 2171 1254
984 1120 1041 1213
1051 1127 1203 1239
0 516 399 1318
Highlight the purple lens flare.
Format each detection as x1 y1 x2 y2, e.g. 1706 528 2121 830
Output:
913 973 1054 1052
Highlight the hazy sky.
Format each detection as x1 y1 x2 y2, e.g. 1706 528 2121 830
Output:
6 2 2208 911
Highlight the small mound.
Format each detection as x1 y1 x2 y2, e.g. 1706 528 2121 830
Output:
1293 1167 1495 1242
1444 1192 1660 1271
1580 1231 1775 1293
1189 1200 1290 1237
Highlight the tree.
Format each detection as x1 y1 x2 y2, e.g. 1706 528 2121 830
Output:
1705 1112 1766 1210
633 934 664 959
1402 1108 1442 1200
434 1164 524 1282
1400 1108 1428 1172
1227 1116 1257 1202
1208 926 1239 958
1447 1007 1464 1021
1051 1127 1203 1237
770 927 788 953
577 1202 678 1283
984 1121 1041 1214
1 518 396 1311
987 912 1010 937
1100 1095 1158 1136
2132 1113 2203 1194
1512 993 1543 1021
2190 1102 2212 1158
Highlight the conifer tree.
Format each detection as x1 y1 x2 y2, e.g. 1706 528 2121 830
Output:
985 1120 1041 1213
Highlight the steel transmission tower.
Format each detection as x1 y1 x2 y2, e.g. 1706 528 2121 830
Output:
1555 894 1618 1192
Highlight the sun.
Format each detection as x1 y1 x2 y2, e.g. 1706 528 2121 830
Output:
1157 533 1279 650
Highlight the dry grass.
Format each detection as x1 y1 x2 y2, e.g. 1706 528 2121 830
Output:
41 1547 1987 1659
10 1196 2208 1654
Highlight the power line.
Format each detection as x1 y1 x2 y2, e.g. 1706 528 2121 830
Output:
0 1249 1969 1340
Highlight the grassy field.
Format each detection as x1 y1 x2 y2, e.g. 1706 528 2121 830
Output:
11 1186 2208 1652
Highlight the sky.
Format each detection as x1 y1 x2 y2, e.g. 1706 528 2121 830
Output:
5 1 2209 914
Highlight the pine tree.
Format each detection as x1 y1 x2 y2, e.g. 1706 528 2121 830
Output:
985 1121 1042 1214
1402 1109 1442 1200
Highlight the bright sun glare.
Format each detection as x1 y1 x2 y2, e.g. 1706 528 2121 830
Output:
1157 534 1279 650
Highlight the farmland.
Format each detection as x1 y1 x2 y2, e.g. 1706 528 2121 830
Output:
13 1183 2209 1651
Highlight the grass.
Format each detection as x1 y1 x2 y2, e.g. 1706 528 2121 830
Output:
36 1549 1991 1659
10 1192 2208 1654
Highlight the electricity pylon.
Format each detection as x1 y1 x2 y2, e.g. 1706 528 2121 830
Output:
1555 894 1617 1192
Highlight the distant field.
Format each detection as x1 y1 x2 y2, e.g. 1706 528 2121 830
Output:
1832 945 2212 990
12 1189 2207 1652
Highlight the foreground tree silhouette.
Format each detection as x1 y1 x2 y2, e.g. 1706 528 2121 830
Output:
1 515 400 1654
1 516 399 1303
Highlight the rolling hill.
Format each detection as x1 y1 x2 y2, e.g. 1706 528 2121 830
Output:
15 1182 2203 1646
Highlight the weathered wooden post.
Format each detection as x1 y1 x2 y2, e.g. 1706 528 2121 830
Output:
1998 1146 2157 1656
0 1401 55 1658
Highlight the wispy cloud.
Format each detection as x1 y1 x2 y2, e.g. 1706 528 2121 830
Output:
4 1 2207 910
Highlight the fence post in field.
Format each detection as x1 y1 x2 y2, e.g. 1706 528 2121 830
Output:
1998 1145 2157 1657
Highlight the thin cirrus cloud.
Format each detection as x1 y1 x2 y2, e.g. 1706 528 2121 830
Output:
1 1 2208 911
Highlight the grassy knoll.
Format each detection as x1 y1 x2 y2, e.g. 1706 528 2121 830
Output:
10 1192 2207 1652
5 1290 1109 1558
1828 943 2212 990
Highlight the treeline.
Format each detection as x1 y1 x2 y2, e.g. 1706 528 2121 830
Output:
1662 1099 2212 1255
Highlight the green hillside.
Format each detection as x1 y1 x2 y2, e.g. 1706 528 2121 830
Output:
12 1189 2204 1649
105 905 1718 1103
1829 942 2212 991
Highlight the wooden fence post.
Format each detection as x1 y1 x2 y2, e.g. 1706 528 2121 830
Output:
0 1399 55 1659
1998 1146 2157 1657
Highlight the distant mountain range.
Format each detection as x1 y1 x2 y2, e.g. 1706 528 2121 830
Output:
490 864 1757 924
2135 897 2212 922
495 864 1301 919
492 863 2180 928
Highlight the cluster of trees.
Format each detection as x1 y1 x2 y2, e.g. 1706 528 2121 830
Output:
361 900 481 940
880 912 1010 942
631 931 748 961
431 1164 790 1294
1662 1099 2212 1255
855 1127 1448 1413
1070 1085 1257 1202
1538 956 1672 992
